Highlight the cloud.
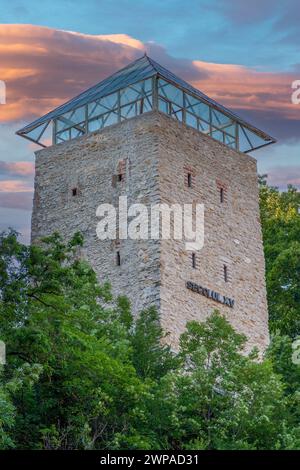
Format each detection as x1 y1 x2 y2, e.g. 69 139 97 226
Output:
0 161 34 176
191 60 299 120
0 124 35 215
214 0 300 46
0 24 146 123
266 165 300 189
0 22 299 232
0 180 33 192
215 0 281 24
0 23 299 145
0 206 31 244
0 191 33 210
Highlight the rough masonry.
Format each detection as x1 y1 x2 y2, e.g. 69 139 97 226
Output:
32 111 269 353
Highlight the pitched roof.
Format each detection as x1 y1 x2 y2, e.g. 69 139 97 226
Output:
17 55 275 146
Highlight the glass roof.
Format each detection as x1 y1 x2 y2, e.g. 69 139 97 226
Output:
16 55 276 152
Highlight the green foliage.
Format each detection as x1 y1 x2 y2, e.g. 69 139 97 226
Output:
259 179 300 336
258 178 300 449
266 334 300 449
131 307 178 380
143 313 293 450
0 363 42 449
0 227 299 450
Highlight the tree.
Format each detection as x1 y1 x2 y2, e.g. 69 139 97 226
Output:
130 307 178 380
259 180 300 336
0 230 148 449
149 312 297 450
0 363 41 449
0 229 299 450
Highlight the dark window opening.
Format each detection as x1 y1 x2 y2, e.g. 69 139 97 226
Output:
117 173 124 182
72 188 78 197
192 252 196 269
224 264 228 282
220 188 224 203
116 251 121 266
187 172 192 188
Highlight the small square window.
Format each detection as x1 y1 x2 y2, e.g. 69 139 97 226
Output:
72 188 78 197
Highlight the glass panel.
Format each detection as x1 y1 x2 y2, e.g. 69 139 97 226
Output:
185 94 210 122
120 79 152 107
239 125 267 152
158 79 184 107
170 103 183 122
51 73 269 153
88 117 104 132
186 111 198 129
24 122 48 142
211 128 224 143
131 78 152 95
120 86 141 105
143 95 152 112
120 102 138 120
88 100 110 119
158 98 169 114
56 107 86 132
71 126 85 139
211 109 232 127
198 119 210 133
88 92 119 119
71 106 85 123
222 123 236 137
56 117 69 132
102 111 118 127
224 133 236 148
56 129 70 142
228 142 236 149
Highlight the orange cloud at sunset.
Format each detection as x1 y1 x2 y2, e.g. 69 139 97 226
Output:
0 180 33 192
0 24 144 123
192 60 297 119
0 24 298 127
0 161 35 176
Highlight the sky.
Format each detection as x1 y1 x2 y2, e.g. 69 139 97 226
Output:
0 0 300 243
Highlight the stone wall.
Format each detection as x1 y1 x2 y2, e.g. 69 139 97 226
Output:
155 113 269 353
32 110 269 353
32 113 162 315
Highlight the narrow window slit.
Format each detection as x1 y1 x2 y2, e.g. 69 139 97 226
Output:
116 251 121 266
224 265 228 282
192 253 196 269
220 187 224 203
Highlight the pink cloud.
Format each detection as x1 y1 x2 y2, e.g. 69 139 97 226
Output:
0 23 299 133
267 165 300 189
0 25 145 123
0 180 33 192
192 60 299 120
0 161 35 176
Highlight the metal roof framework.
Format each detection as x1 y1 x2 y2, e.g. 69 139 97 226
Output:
16 55 276 153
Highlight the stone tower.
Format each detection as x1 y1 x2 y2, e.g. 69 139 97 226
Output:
17 56 276 352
